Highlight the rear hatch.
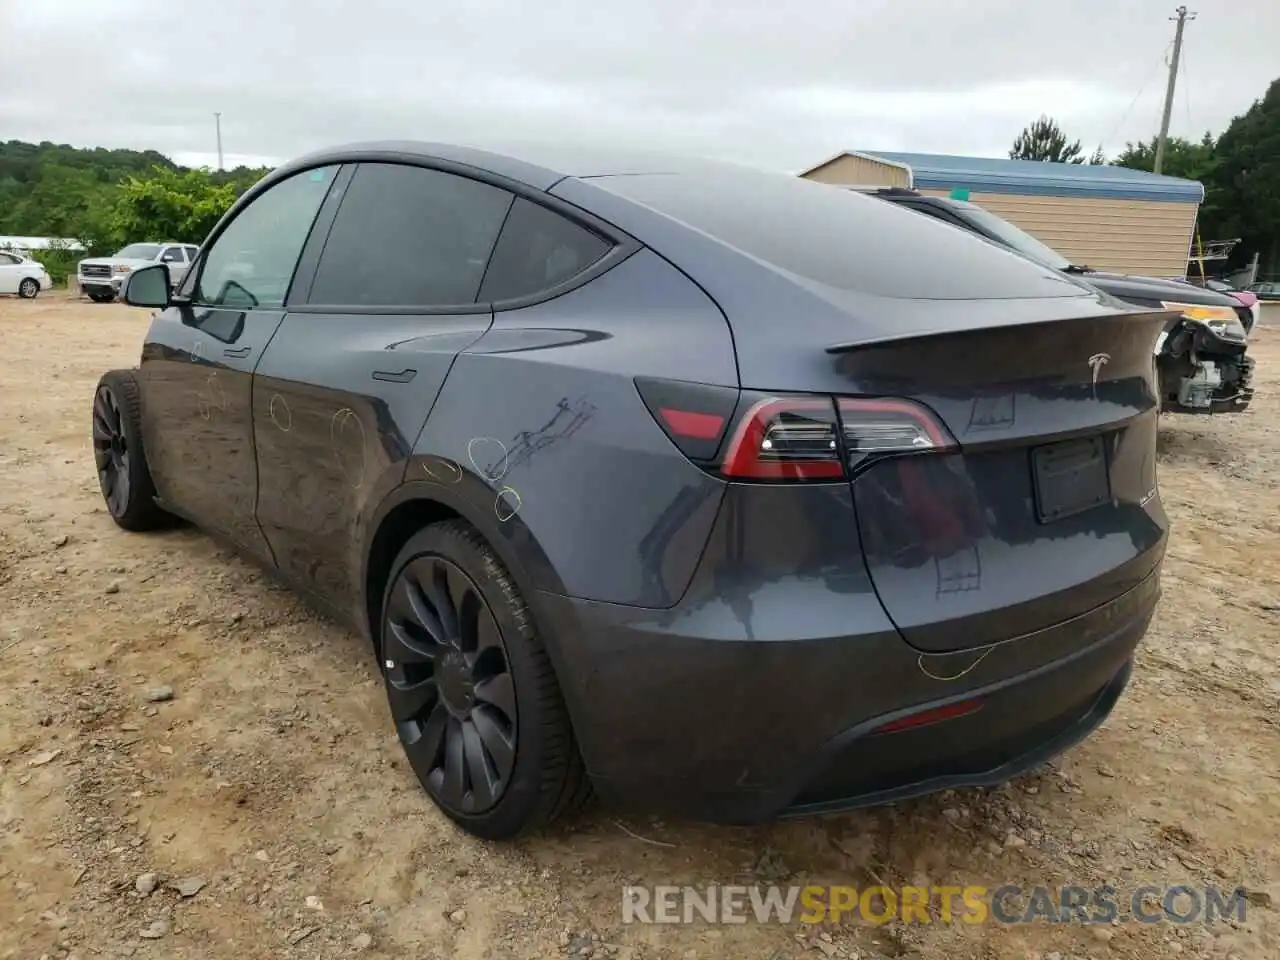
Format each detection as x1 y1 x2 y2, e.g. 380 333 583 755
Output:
832 310 1171 653
561 169 1173 652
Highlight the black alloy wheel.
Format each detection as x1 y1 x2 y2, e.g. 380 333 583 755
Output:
90 370 172 531
383 554 518 815
93 384 132 519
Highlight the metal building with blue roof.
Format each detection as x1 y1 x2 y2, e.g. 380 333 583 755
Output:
798 150 1203 278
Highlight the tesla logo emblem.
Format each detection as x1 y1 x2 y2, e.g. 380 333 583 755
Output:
1088 353 1111 386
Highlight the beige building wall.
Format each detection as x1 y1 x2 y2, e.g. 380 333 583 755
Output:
919 189 1198 278
801 155 911 188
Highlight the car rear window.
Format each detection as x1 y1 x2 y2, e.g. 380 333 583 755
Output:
594 170 1086 301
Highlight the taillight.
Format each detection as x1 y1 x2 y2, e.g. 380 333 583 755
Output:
636 379 956 482
836 397 955 471
634 377 739 462
721 395 955 481
721 398 844 480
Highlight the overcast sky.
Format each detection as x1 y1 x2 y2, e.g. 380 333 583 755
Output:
2 0 1276 173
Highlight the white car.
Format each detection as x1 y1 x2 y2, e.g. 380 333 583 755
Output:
0 250 54 298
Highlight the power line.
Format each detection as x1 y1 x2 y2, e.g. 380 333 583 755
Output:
1102 52 1168 152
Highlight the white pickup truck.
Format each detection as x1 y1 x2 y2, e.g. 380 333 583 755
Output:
77 242 200 303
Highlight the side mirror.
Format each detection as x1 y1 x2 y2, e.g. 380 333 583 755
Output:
122 263 171 309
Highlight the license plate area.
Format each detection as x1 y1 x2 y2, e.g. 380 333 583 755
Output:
1031 436 1110 523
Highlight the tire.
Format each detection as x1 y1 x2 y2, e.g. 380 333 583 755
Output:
88 290 114 303
379 519 590 839
17 278 39 299
92 370 174 532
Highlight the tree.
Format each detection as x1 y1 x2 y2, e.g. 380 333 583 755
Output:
0 139 269 260
1206 77 1280 272
1113 132 1216 181
1111 132 1226 241
5 163 101 236
108 167 240 245
1010 116 1085 164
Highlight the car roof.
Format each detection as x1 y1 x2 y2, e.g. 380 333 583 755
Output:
267 140 758 192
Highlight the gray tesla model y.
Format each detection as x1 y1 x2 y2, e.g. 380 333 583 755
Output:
93 143 1170 839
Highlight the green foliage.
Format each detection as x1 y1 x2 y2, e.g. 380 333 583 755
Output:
0 140 269 256
1113 132 1217 181
210 165 271 195
1112 133 1227 241
1206 78 1280 272
1010 116 1085 164
0 139 177 188
32 247 81 286
109 168 240 247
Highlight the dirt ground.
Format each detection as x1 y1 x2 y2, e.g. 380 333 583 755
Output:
2 294 1277 960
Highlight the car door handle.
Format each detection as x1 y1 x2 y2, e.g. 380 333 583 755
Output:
372 368 417 383
223 346 252 358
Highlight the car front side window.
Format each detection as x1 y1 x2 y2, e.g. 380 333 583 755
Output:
196 166 338 309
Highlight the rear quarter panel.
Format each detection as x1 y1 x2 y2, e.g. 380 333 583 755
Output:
408 248 738 607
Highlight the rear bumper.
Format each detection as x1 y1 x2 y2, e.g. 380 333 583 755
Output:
782 641 1134 818
537 564 1159 825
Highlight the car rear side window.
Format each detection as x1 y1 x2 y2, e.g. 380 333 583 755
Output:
308 163 514 308
478 198 612 304
197 165 338 309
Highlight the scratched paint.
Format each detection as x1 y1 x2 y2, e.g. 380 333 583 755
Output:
497 397 596 475
197 372 227 421
466 437 509 483
494 486 522 522
421 457 462 484
330 407 368 489
269 394 292 432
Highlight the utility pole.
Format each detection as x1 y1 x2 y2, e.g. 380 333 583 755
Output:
1154 5 1195 175
214 112 224 171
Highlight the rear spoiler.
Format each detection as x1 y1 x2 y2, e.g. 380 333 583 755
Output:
823 184 923 197
823 307 1184 355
